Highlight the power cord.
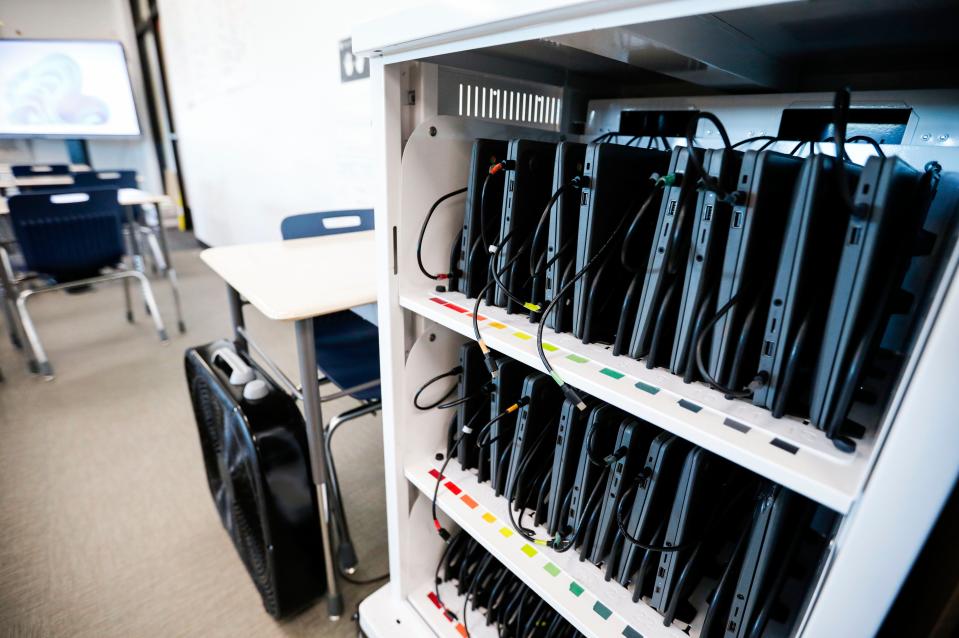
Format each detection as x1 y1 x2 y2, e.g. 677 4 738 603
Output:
417 187 468 282
535 175 671 411
413 365 462 410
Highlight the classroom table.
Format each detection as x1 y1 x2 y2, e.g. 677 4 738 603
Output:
201 231 377 620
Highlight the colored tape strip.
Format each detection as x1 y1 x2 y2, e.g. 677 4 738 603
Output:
488 321 506 329
542 342 559 352
520 544 537 557
482 512 496 523
499 527 513 538
512 332 532 340
444 481 461 495
622 627 644 638
678 399 702 413
635 381 660 395
593 601 612 620
569 581 584 597
543 562 560 577
460 494 478 509
600 367 625 379
566 354 589 363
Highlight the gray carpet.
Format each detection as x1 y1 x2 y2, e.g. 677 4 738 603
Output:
0 239 387 637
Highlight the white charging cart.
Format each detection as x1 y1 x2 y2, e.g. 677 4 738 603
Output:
353 2 959 636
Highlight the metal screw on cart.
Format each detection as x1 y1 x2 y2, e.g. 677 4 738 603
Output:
429 333 436 342
939 134 950 142
429 126 437 137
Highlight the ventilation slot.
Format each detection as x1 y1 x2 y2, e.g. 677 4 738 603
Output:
457 83 561 127
439 67 563 132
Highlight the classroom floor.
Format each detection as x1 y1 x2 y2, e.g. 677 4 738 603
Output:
0 237 388 637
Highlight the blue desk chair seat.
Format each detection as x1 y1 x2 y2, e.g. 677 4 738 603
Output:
280 209 379 573
2 189 169 378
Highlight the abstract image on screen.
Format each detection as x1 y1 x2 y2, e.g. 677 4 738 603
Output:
0 40 140 137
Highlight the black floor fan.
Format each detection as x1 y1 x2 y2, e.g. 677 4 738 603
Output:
185 339 327 618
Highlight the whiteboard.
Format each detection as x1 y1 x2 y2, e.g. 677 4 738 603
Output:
156 0 425 245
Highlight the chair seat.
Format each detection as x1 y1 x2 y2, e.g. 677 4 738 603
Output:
313 311 380 401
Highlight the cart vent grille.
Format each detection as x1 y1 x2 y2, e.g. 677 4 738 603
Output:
438 67 563 132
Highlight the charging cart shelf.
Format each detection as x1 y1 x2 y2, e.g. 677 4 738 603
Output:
406 459 692 638
402 288 872 514
409 580 500 638
356 1 959 636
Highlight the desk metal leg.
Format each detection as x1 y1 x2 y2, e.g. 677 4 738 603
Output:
151 213 186 333
123 205 146 274
295 319 343 620
226 285 247 355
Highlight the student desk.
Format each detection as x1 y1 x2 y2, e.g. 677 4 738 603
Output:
201 231 377 620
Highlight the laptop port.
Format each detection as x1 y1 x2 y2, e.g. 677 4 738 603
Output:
850 226 863 245
763 340 775 356
733 209 745 228
703 204 713 221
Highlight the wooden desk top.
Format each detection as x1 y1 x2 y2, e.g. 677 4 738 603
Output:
200 232 377 321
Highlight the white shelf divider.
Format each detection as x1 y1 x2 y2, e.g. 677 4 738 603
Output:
401 288 874 514
407 458 692 638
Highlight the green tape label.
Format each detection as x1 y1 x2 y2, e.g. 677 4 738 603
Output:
635 381 660 395
600 368 624 379
542 342 559 352
593 601 612 620
543 563 560 577
566 354 589 363
569 582 584 597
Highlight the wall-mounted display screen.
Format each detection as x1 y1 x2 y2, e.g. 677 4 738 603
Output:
0 39 141 138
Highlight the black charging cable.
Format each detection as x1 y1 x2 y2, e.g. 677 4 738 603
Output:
435 381 494 410
528 177 582 278
474 397 530 448
692 291 768 398
535 175 671 411
683 111 742 205
432 409 485 542
731 135 777 149
417 187 468 282
413 365 462 410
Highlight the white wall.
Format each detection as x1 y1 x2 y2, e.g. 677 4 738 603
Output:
156 0 422 245
0 0 163 193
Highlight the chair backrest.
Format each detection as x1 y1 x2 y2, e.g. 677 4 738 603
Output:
280 209 374 240
11 164 71 177
7 189 126 280
72 170 138 190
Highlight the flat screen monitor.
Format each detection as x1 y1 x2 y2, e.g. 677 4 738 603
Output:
0 39 141 138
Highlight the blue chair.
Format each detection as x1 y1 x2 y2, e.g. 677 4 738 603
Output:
71 169 138 190
11 164 71 177
3 189 168 377
280 209 379 574
12 170 186 333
